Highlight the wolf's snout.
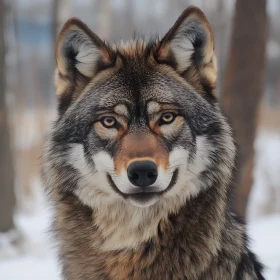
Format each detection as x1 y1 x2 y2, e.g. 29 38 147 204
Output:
127 161 158 188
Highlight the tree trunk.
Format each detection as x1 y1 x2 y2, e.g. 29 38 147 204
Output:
221 0 267 217
0 0 16 232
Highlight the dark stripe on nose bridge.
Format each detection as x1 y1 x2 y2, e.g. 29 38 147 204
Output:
133 102 146 119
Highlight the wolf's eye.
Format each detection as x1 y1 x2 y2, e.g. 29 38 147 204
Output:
160 112 176 125
100 117 117 128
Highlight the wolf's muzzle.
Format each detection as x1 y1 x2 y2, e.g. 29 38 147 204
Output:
127 161 158 188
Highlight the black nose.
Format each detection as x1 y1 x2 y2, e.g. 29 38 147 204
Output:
127 161 158 188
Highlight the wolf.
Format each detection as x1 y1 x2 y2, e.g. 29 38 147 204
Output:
42 6 264 280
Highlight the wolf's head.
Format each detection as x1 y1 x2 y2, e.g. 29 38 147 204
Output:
43 6 235 249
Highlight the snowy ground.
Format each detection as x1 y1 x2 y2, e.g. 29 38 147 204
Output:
249 214 280 280
0 204 60 280
0 130 280 280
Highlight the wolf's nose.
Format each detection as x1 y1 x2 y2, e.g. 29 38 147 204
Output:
127 161 158 188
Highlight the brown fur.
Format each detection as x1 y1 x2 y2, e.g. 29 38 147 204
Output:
114 134 169 174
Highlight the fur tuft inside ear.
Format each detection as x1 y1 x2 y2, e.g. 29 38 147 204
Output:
56 18 113 79
155 6 216 84
64 28 100 77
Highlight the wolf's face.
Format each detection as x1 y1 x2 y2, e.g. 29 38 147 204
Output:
68 71 196 208
43 7 235 248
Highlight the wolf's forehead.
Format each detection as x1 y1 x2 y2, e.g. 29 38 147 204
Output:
89 57 186 109
96 90 176 114
95 79 177 109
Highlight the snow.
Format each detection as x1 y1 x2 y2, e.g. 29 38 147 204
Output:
249 214 280 280
0 130 280 279
247 130 280 220
0 199 60 280
0 257 59 280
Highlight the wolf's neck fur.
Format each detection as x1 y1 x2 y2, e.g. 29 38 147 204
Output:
55 181 231 279
89 178 228 252
93 200 171 251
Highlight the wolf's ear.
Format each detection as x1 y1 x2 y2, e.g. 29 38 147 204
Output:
55 18 115 113
155 6 217 88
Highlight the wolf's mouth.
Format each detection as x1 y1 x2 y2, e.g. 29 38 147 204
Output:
106 169 179 201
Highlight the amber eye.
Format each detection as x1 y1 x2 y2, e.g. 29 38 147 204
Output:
100 116 117 128
160 112 176 125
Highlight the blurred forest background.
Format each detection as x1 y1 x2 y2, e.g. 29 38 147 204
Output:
0 0 280 279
